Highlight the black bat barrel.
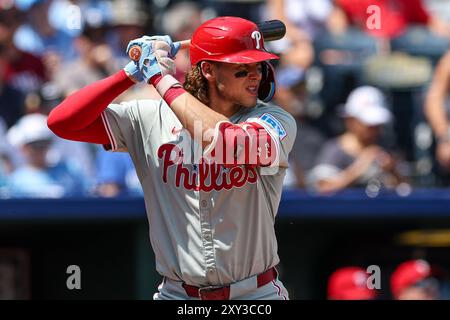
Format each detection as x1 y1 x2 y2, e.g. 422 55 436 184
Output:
257 20 286 42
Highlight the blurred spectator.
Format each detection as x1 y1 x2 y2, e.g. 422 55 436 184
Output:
314 1 449 142
95 147 142 198
107 0 149 62
0 5 41 128
426 0 450 25
265 0 320 75
161 1 204 82
105 0 160 101
162 1 203 41
330 1 449 168
0 154 8 196
424 50 450 182
0 80 24 129
48 0 112 37
309 1 378 122
263 0 331 113
52 24 115 97
335 0 450 40
203 0 264 22
0 6 47 94
13 0 76 65
391 259 445 300
266 0 336 41
334 0 450 64
262 0 335 187
0 117 22 171
0 118 14 196
285 120 327 188
307 86 408 194
6 77 97 182
327 266 378 300
6 113 88 198
276 77 327 188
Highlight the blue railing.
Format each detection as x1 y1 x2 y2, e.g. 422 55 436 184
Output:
1 189 450 221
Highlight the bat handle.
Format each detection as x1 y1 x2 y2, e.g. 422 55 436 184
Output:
128 40 191 62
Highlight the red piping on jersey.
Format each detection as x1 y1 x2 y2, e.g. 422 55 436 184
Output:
47 70 134 145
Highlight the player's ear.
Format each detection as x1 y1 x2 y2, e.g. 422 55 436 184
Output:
200 61 215 80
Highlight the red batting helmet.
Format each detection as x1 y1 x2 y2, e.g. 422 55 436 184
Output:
327 267 378 300
190 16 279 102
390 259 444 299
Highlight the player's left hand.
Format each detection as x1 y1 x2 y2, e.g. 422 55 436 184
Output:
140 42 177 83
123 60 145 83
126 35 180 59
127 35 181 83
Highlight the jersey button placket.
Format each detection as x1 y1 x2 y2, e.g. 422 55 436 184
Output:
199 194 217 280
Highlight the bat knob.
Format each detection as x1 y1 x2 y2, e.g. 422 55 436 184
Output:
129 46 141 61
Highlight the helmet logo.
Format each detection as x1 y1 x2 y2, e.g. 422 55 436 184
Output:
251 31 262 49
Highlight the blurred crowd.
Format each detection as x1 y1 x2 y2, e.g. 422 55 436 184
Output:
2 0 450 198
327 258 450 300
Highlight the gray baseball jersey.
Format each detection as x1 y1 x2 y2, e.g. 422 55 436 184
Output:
101 99 296 286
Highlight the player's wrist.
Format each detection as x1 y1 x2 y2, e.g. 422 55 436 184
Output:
163 86 186 106
124 70 139 83
153 74 185 105
149 74 163 86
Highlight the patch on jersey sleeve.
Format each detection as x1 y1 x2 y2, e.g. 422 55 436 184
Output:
259 113 287 140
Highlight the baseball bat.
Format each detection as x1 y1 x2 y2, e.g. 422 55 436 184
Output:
128 19 286 62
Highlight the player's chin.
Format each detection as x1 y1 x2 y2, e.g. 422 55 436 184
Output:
241 98 258 108
241 92 258 107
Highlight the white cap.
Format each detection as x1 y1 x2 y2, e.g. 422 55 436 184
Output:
7 113 53 147
343 86 392 126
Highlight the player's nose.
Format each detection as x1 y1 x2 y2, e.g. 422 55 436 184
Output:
247 66 262 81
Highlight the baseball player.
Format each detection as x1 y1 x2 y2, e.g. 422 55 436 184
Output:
47 17 296 300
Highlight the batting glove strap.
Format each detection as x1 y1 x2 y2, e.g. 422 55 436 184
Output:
139 44 177 83
123 61 144 83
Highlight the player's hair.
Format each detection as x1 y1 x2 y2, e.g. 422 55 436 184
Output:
183 65 209 105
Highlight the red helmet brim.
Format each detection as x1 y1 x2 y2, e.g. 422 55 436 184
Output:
200 49 279 65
